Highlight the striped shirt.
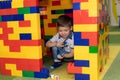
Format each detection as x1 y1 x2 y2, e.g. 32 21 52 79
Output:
50 31 74 52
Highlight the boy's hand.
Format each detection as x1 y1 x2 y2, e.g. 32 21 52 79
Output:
57 54 63 59
56 42 64 47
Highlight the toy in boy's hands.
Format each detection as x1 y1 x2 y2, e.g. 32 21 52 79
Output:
57 47 64 56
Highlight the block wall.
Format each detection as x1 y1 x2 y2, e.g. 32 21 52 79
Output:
0 0 49 78
68 0 109 80
40 0 73 56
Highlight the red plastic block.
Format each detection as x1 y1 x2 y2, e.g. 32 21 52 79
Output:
67 62 82 74
48 23 56 27
4 40 42 52
42 15 47 19
66 14 73 18
19 20 30 27
0 58 43 75
0 22 13 40
24 0 39 7
81 32 98 46
73 10 98 24
0 8 18 16
52 1 60 6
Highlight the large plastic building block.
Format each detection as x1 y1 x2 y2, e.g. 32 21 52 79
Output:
81 0 98 17
18 7 30 14
12 1 24 8
2 14 24 21
74 32 89 46
81 32 98 46
52 1 60 6
0 1 11 9
24 0 39 7
73 0 88 2
0 8 18 16
19 20 30 27
48 23 56 27
30 7 39 13
73 2 80 10
6 64 22 77
74 24 98 32
67 62 82 74
51 10 64 14
34 68 49 78
74 46 91 60
75 74 90 80
20 33 31 40
74 60 89 67
89 46 98 53
73 10 97 24
64 9 73 14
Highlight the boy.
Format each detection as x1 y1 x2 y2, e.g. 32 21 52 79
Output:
46 15 74 69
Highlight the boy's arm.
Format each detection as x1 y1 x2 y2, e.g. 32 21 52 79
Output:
46 41 64 48
62 49 74 58
46 41 57 47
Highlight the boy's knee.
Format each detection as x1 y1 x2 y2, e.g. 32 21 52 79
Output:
52 47 58 51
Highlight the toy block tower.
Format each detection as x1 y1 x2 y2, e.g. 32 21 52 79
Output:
68 0 109 80
0 0 49 78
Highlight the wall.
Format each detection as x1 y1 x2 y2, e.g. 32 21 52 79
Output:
40 0 73 56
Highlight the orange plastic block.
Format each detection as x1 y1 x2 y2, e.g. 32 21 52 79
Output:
73 0 88 2
67 62 82 74
0 8 18 16
81 32 98 46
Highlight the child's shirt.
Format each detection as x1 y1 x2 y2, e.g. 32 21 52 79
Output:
50 31 74 52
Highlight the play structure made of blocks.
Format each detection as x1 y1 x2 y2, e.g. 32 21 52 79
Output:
0 0 109 80
0 0 49 78
68 0 109 80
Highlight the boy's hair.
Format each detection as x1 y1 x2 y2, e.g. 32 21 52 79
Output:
57 15 73 28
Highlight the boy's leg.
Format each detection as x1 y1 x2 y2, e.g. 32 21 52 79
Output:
52 47 61 62
51 47 62 69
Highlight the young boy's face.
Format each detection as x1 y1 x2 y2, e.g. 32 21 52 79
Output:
58 26 72 39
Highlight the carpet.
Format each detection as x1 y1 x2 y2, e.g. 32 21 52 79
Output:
109 34 120 44
103 51 120 80
109 26 120 32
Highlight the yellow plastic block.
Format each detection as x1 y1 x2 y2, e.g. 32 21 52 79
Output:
81 0 99 17
0 46 42 59
73 24 98 32
0 40 10 52
6 64 22 77
7 21 20 40
82 55 99 80
24 14 41 39
12 1 24 8
0 28 2 34
74 46 98 60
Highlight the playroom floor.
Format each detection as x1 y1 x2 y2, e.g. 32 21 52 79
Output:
0 26 120 80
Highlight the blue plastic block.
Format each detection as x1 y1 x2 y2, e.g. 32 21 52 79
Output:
2 14 24 21
74 32 89 46
0 1 11 9
75 74 90 80
51 10 56 14
30 7 39 13
64 9 73 14
34 68 49 78
74 60 89 67
73 2 80 10
20 33 32 40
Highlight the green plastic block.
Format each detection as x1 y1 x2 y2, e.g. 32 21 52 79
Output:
22 71 34 77
18 7 30 14
0 16 2 22
89 46 98 53
55 10 64 14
